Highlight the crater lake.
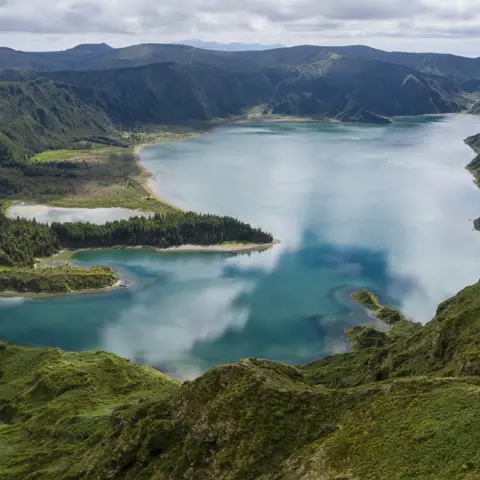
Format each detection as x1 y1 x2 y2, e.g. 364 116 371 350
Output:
3 115 480 379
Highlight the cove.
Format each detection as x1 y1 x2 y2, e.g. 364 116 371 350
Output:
2 115 480 380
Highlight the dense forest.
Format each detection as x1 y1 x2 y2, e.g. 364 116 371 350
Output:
0 212 273 267
0 215 59 267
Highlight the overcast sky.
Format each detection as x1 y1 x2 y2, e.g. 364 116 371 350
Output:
0 0 479 56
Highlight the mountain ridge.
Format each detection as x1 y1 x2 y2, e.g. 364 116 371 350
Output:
0 51 471 166
3 43 480 80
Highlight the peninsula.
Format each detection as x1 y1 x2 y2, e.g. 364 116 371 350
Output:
0 208 273 295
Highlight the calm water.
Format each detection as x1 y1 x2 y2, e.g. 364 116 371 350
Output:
8 205 153 224
2 115 480 379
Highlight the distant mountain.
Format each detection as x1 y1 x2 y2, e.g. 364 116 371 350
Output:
177 40 284 51
0 42 477 164
1 43 480 81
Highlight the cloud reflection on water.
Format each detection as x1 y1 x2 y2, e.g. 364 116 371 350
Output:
4 115 480 380
142 115 480 324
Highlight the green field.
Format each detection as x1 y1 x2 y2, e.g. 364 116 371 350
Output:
31 145 122 162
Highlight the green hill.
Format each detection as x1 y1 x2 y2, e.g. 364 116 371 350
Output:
46 62 274 125
0 78 113 162
2 279 480 478
3 43 480 81
41 55 469 124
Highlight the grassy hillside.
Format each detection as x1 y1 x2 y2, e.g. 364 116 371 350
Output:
46 55 465 126
0 78 114 162
47 62 274 125
268 55 463 120
0 265 118 294
2 279 480 478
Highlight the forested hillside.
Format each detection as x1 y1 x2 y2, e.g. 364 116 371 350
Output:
46 62 274 125
0 212 273 267
0 78 113 162
0 50 471 169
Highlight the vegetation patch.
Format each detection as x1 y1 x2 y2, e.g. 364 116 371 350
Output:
3 274 480 480
352 287 383 310
351 288 422 340
0 211 272 293
0 265 118 294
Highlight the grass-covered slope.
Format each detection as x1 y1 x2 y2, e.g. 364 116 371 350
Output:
0 78 113 162
46 55 464 125
0 343 179 478
3 280 480 478
0 265 117 294
0 212 272 294
306 281 480 388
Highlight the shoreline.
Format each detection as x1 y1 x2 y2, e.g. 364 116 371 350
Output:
0 278 125 300
2 241 279 298
133 131 210 212
42 240 279 264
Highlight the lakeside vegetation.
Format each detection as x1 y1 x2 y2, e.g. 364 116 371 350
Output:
2 278 480 478
0 211 272 293
0 265 117 294
351 288 423 343
0 80 202 213
2 43 480 476
51 212 272 249
1 212 272 267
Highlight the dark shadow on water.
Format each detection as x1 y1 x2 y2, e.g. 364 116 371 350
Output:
187 230 418 371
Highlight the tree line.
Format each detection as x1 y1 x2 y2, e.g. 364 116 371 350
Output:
0 212 273 267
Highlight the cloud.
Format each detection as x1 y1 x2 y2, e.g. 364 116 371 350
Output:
0 0 479 54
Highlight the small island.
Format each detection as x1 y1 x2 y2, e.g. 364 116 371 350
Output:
0 207 274 296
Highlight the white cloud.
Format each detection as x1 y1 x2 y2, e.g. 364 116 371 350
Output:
0 0 479 55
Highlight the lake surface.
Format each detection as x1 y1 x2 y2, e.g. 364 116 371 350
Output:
3 115 480 379
8 204 153 224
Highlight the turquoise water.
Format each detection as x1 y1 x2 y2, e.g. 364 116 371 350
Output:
3 115 480 379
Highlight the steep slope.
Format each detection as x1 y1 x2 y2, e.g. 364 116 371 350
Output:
320 45 480 80
46 62 274 125
2 279 480 478
268 55 463 120
45 56 464 126
0 78 113 162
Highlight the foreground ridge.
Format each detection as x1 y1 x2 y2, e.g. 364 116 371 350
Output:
2 278 480 478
